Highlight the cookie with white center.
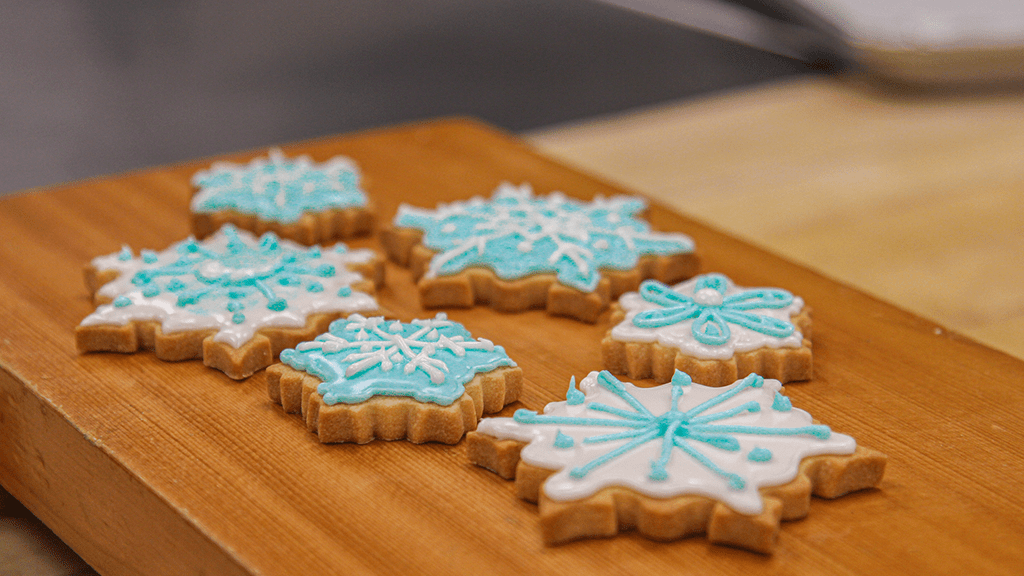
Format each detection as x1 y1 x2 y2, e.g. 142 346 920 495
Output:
603 273 812 386
76 225 383 379
190 149 374 245
267 313 523 444
467 370 886 553
380 182 699 323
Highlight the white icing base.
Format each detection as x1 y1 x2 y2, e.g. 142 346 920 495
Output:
610 276 805 361
478 372 854 515
80 228 378 348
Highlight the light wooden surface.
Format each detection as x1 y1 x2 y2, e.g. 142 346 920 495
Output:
528 76 1024 361
1 118 1024 575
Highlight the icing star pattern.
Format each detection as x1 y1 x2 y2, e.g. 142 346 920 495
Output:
393 182 694 292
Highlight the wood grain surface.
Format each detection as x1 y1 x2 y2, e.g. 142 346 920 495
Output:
1 119 1023 575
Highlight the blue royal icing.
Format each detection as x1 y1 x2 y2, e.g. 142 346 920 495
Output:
392 182 694 293
190 149 367 223
632 273 796 346
279 313 517 406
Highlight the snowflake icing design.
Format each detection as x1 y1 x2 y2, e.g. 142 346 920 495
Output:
634 273 797 345
80 225 378 348
393 182 695 292
190 148 367 223
478 370 855 514
279 313 516 406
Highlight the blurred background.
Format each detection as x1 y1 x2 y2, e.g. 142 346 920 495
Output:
0 0 819 197
3 1 1023 575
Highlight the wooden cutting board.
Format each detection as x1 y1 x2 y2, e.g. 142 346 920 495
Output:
0 119 1021 575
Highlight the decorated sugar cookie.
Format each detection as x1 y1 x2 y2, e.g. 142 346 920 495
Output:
603 273 812 386
380 182 699 322
267 313 522 444
190 149 374 244
76 225 382 379
467 370 886 552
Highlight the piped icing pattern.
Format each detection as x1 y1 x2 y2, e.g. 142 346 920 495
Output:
190 149 367 223
477 370 854 515
279 313 516 406
393 182 695 292
80 225 378 348
611 273 805 360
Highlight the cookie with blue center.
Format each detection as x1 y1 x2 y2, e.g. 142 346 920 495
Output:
267 313 522 444
76 225 383 379
190 148 374 245
380 182 699 323
467 370 886 552
603 273 812 386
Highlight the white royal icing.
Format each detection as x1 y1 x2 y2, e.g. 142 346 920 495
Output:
478 371 855 515
80 225 378 348
610 274 805 360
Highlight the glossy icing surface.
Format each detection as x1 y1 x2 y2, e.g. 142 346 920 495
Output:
279 313 516 406
190 149 367 223
393 182 694 292
80 225 378 348
478 370 854 514
610 273 805 360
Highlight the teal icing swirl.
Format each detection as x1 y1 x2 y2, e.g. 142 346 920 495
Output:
632 273 796 346
279 314 516 406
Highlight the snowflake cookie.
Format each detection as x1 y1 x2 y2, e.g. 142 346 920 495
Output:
267 313 523 444
467 370 886 553
603 273 812 387
190 148 374 245
380 182 699 323
76 225 383 379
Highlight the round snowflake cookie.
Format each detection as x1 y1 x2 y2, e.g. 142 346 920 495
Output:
190 148 374 245
380 182 699 323
76 225 382 379
603 273 812 386
467 370 887 553
267 313 523 444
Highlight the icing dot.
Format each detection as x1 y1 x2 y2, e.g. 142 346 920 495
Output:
267 298 288 312
694 288 723 307
592 238 609 250
441 223 457 233
338 286 352 297
232 312 246 324
141 250 158 264
517 240 533 252
306 282 324 293
113 296 132 308
117 246 133 261
748 447 772 462
142 285 160 298
772 392 793 411
649 462 668 481
671 370 692 387
553 430 574 449
227 302 244 312
566 376 585 405
316 264 336 277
